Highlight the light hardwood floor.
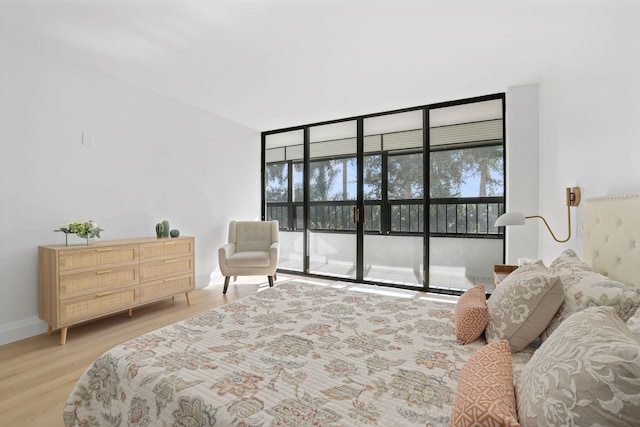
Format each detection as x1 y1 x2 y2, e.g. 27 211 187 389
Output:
0 278 276 427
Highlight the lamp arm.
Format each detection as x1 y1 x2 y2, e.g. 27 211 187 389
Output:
526 205 571 243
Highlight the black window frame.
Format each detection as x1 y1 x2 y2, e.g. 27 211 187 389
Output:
261 93 507 293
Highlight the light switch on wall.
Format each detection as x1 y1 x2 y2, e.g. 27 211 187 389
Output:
82 131 94 147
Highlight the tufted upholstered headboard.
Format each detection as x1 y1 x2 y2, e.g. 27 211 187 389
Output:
583 194 640 287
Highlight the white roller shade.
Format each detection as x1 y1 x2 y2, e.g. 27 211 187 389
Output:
286 144 304 161
383 129 423 151
265 129 304 149
310 138 357 159
265 147 285 163
430 119 503 147
364 135 382 152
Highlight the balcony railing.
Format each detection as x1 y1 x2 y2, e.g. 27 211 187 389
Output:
429 197 504 237
266 197 504 238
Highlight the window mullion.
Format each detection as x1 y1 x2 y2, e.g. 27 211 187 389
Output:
381 150 389 234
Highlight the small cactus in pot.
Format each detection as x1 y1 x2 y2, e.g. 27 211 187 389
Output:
155 223 164 238
162 220 170 238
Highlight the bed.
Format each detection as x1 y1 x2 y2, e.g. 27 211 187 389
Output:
63 194 640 427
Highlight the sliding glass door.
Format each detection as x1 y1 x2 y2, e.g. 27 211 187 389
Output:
263 94 505 294
362 110 425 286
307 121 358 280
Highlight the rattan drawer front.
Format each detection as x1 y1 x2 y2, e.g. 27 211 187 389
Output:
140 256 193 282
59 284 138 325
139 274 194 303
139 238 194 260
58 245 139 272
59 266 139 300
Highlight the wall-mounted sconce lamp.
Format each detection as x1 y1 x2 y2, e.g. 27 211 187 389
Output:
495 187 581 243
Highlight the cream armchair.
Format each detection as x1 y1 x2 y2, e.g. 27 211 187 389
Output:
218 220 279 294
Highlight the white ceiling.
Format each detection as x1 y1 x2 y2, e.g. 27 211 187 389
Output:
0 0 636 130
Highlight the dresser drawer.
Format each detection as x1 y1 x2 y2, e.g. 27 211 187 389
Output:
58 245 139 273
139 274 194 303
59 284 139 325
59 266 139 300
139 238 194 261
140 256 193 282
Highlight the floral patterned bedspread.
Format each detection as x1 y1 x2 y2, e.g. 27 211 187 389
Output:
64 281 535 427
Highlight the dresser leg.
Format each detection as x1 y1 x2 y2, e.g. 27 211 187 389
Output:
185 292 191 305
47 325 53 336
60 327 68 345
128 308 133 317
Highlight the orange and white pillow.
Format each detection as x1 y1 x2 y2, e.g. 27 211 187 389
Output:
450 339 519 426
454 285 488 344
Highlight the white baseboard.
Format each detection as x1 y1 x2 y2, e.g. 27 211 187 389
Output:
0 316 48 346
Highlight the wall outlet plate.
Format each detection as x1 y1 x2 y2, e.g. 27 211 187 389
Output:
82 131 94 147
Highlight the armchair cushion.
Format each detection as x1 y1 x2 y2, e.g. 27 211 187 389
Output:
234 221 277 252
226 251 271 268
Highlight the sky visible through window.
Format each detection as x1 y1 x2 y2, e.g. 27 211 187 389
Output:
286 161 501 200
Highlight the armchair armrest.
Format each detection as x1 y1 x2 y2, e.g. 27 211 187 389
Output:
219 243 236 261
269 241 280 265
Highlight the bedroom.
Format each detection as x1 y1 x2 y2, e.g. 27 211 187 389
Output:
1 0 639 425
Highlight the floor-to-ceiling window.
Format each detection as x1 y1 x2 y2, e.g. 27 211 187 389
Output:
362 110 425 286
264 129 304 272
428 98 505 292
262 94 505 294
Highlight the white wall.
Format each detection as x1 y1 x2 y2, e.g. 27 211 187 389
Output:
502 1 640 265
504 84 540 265
0 38 260 344
535 27 640 264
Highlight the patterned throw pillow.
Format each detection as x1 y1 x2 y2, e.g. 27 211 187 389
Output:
542 251 640 341
548 248 592 273
560 269 640 321
455 285 488 345
450 340 519 427
539 250 587 340
486 264 564 352
516 306 640 427
539 293 578 341
627 306 640 341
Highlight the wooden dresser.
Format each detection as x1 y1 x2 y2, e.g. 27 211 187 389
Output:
38 236 194 344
